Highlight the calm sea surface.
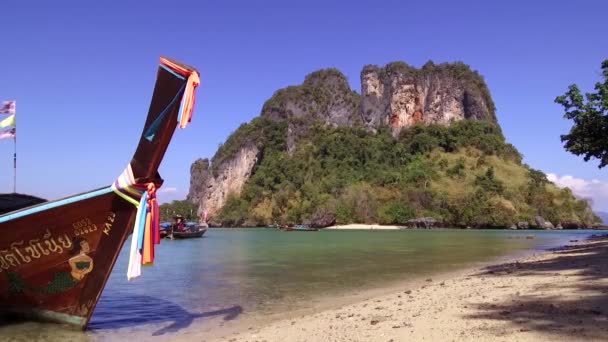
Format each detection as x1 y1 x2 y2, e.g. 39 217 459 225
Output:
0 228 600 341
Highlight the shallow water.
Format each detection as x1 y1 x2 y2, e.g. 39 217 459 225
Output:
0 228 600 341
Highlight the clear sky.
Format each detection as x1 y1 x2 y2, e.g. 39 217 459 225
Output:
1 0 607 211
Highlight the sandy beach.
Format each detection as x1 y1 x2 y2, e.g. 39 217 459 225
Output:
325 224 403 230
210 234 608 342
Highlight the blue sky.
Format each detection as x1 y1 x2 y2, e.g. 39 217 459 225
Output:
1 0 607 211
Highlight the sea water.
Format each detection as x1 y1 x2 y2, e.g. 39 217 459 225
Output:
0 229 599 341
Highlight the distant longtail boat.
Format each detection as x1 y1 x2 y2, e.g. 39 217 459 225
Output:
0 57 200 329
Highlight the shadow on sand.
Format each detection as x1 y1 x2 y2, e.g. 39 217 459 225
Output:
89 293 243 336
465 235 608 339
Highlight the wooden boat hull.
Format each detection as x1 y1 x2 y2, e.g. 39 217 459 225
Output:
0 57 200 330
0 188 135 328
171 229 206 239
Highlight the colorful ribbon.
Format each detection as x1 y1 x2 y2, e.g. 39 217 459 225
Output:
112 165 160 281
113 58 199 280
160 57 200 129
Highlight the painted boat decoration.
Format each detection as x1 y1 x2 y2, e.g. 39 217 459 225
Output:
0 57 200 329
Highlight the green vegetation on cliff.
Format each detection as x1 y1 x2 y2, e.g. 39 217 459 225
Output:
211 117 287 177
215 120 598 228
261 68 361 127
193 61 599 228
159 200 198 222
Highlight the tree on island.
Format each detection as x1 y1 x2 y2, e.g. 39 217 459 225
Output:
159 200 198 222
555 59 608 168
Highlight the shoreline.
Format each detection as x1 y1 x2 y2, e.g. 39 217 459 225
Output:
324 224 608 230
207 233 608 342
324 224 403 230
209 225 608 230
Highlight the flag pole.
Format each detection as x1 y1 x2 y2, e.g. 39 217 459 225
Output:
13 134 16 193
13 102 16 193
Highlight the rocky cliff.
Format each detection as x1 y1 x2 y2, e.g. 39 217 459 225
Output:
189 61 499 220
187 142 260 219
261 68 361 153
361 61 496 136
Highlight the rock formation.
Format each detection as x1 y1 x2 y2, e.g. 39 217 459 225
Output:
260 69 361 153
405 217 441 229
535 216 555 229
187 143 260 219
361 62 496 136
189 61 499 220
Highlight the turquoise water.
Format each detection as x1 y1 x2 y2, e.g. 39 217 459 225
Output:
0 229 600 341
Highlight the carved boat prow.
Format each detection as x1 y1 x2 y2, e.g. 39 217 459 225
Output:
0 57 200 329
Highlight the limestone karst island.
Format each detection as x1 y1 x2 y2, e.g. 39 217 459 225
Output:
1 2 607 342
187 62 599 230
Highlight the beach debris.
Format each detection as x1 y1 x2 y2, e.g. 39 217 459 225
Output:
370 320 380 325
425 278 433 282
404 290 412 294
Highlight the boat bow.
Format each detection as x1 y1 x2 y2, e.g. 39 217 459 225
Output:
0 57 200 329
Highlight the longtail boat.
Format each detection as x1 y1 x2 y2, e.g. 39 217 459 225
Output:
171 227 206 239
0 57 200 329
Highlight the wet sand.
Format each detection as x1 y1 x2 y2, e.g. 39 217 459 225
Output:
209 234 608 342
